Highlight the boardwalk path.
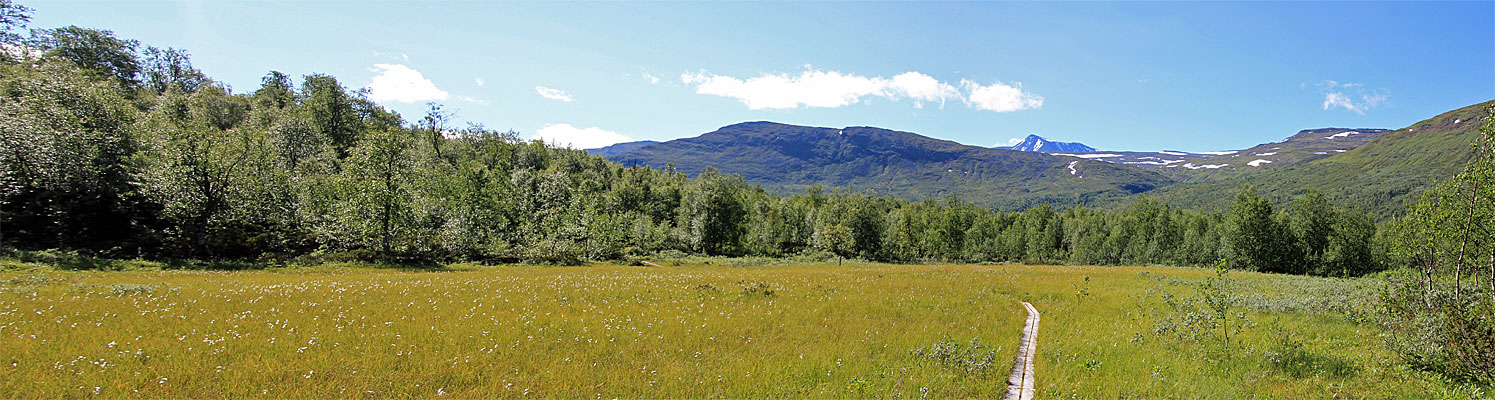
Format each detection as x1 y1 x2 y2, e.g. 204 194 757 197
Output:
1003 302 1041 400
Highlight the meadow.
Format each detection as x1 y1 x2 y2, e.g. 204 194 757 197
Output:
0 262 1484 399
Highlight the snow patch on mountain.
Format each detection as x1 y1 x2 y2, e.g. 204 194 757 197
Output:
1054 153 1121 159
1127 159 1188 166
1325 131 1361 139
1247 159 1273 167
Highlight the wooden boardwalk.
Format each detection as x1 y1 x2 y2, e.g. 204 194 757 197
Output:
1004 302 1040 400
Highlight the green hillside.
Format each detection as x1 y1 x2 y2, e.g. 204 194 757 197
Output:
1158 127 1390 181
1130 100 1492 219
611 122 1175 210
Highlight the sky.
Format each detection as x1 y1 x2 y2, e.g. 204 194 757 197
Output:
27 1 1495 152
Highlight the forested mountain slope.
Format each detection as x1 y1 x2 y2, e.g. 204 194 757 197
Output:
608 122 1175 210
1127 101 1491 219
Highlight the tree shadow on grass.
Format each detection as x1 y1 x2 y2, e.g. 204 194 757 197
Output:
1267 337 1358 379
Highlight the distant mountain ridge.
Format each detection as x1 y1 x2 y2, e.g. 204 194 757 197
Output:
585 140 659 157
1153 127 1391 181
1128 101 1490 218
1004 134 1096 152
606 122 1173 210
597 101 1486 217
1008 128 1389 177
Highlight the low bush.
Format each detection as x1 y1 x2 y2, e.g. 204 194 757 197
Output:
1266 335 1357 379
1379 274 1495 386
911 338 1000 375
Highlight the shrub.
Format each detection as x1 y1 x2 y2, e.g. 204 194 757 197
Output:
1152 259 1254 346
1380 275 1495 386
738 281 774 297
911 338 1000 375
1266 335 1356 379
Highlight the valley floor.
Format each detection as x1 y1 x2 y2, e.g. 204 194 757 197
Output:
0 262 1483 398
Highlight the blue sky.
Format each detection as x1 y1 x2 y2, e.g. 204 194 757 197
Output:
30 1 1495 152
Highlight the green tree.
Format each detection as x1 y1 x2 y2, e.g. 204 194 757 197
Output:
300 74 360 158
1291 191 1336 274
678 167 747 255
139 46 207 94
335 129 418 256
0 0 31 49
813 222 853 263
35 26 140 86
1225 186 1295 272
844 195 886 259
1476 103 1495 302
1325 208 1377 277
133 86 255 256
0 59 138 251
421 102 452 163
267 116 329 173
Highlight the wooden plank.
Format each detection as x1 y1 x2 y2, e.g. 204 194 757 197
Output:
1004 301 1040 400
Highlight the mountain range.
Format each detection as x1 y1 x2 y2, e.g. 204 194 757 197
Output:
599 122 1172 210
590 101 1490 217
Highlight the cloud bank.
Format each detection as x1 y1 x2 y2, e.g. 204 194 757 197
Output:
366 64 449 103
962 80 1044 112
531 124 632 149
680 68 1038 112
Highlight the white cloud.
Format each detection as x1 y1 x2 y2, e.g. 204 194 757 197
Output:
962 80 1043 112
1317 80 1387 114
642 71 660 84
1001 137 1024 147
535 86 574 102
531 124 633 149
475 77 485 86
888 72 960 109
366 64 449 103
1323 92 1356 112
680 68 1001 111
681 69 887 110
457 95 489 105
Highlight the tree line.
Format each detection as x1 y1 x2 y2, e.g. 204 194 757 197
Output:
0 2 1391 276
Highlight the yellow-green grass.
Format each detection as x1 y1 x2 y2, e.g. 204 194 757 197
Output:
1022 266 1477 399
0 264 1027 398
0 263 1477 398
